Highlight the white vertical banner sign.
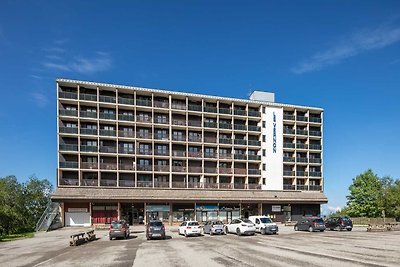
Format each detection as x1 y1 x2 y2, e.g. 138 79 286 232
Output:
261 107 283 190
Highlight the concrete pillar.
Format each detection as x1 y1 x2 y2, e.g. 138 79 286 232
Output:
144 202 147 225
259 203 262 216
117 202 121 220
89 202 92 226
60 202 65 227
169 203 173 226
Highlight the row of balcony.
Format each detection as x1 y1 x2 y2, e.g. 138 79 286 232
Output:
59 92 261 117
283 129 322 136
283 157 322 164
282 184 322 191
283 143 322 150
59 162 261 175
283 114 322 123
282 171 322 177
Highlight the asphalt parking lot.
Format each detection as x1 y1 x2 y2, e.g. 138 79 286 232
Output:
1 225 399 267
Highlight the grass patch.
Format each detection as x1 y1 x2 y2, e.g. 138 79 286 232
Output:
0 232 34 242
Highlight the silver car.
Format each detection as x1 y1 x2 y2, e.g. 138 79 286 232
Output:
203 220 225 235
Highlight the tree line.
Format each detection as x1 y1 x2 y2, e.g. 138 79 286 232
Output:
335 169 400 220
0 176 52 235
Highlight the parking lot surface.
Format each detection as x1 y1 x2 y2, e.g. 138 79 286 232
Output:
1 225 399 267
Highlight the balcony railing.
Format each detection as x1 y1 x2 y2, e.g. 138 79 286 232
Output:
100 163 118 170
296 143 308 149
234 154 247 160
136 116 152 123
309 172 322 177
80 111 97 118
137 181 153 187
283 114 295 120
154 150 169 156
219 154 232 159
248 125 261 132
283 171 295 176
154 181 170 188
283 184 296 190
283 157 295 162
309 185 322 191
296 157 308 163
248 169 261 175
99 113 116 120
172 151 186 157
296 185 308 190
100 129 116 137
82 179 98 186
137 165 152 171
118 97 134 105
296 129 308 136
188 136 202 142
154 118 169 124
59 162 78 168
309 158 322 164
204 137 217 143
136 99 152 107
204 167 217 173
204 153 217 158
99 146 117 153
154 134 169 140
234 168 247 174
219 167 232 174
172 119 186 126
296 116 308 122
59 127 78 134
137 132 152 139
248 110 261 117
234 109 246 116
59 91 78 99
119 164 135 170
80 145 98 152
284 128 295 135
219 138 232 144
309 131 322 137
309 117 322 123
188 151 202 157
99 95 116 103
248 140 261 146
188 120 202 127
247 184 261 190
118 147 134 154
171 103 187 110
219 123 232 129
204 106 217 113
219 108 232 114
119 180 135 187
118 114 134 121
219 183 233 189
138 149 152 155
248 155 261 161
234 139 247 145
309 144 322 150
234 183 246 189
80 93 97 101
172 166 186 172
80 128 97 135
296 171 308 177
204 122 217 128
172 181 186 188
81 162 98 169
60 178 79 186
203 183 218 189
283 143 295 149
154 101 169 108
188 104 202 111
172 135 186 141
60 144 78 151
59 109 78 117
118 131 135 138
188 166 202 173
154 165 170 172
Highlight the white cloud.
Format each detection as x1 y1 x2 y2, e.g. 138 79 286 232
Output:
292 25 400 74
31 91 49 108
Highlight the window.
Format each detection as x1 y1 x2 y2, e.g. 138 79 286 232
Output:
262 135 266 142
262 149 266 156
262 107 266 113
262 164 266 171
86 140 97 146
262 121 266 128
263 178 266 185
66 122 77 128
139 159 150 165
86 124 97 129
66 106 77 110
103 125 114 130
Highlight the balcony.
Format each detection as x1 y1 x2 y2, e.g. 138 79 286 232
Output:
137 132 152 139
154 134 169 140
284 128 295 135
219 138 232 144
136 116 152 123
219 183 233 189
172 119 186 126
188 151 202 158
137 181 153 187
204 106 217 113
188 104 202 112
248 125 261 132
99 129 116 137
60 144 78 151
81 162 98 169
204 167 217 173
118 97 134 105
80 145 98 152
296 116 308 122
283 184 296 190
234 154 247 160
118 131 135 138
234 109 246 116
309 144 322 150
248 140 261 146
296 171 308 177
79 93 97 101
219 154 232 159
283 157 295 162
248 169 261 175
309 185 322 191
154 150 169 156
154 101 169 108
171 135 185 141
204 122 217 128
283 171 295 176
234 124 246 131
247 184 261 190
154 118 169 124
309 131 322 137
188 120 202 127
248 155 261 161
188 136 202 142
137 165 152 171
283 143 295 149
99 146 117 153
172 182 186 188
204 153 217 158
172 151 186 157
296 143 308 149
80 111 97 118
99 95 116 103
59 91 78 99
119 163 135 170
219 108 232 115
171 103 186 110
59 109 78 117
172 166 186 172
118 147 134 154
283 114 295 120
309 158 322 164
309 117 322 123
309 172 322 177
99 113 116 120
219 167 232 174
154 165 170 172
234 168 246 175
234 183 246 189
82 179 98 186
118 114 134 121
60 178 79 186
59 162 78 168
204 137 217 143
154 181 170 188
138 149 152 155
188 166 202 173
296 185 308 190
119 180 135 187
100 163 118 170
59 127 78 134
296 129 308 136
80 128 97 135
219 123 232 129
248 110 261 117
203 183 218 189
234 139 246 145
136 99 152 107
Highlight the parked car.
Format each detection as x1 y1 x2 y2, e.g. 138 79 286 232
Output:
294 218 326 232
225 218 256 236
325 216 353 231
248 216 278 235
178 221 201 237
146 220 166 240
109 220 130 240
203 220 225 235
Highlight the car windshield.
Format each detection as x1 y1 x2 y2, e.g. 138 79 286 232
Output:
188 222 199 226
241 219 252 224
111 222 123 229
213 221 223 225
149 221 163 227
342 218 351 222
315 219 324 223
260 218 272 223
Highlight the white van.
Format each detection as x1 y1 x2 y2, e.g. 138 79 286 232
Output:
248 216 278 234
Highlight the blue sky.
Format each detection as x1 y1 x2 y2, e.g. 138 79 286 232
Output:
1 1 399 213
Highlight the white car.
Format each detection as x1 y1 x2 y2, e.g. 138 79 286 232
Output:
178 221 201 237
248 216 279 234
225 218 256 236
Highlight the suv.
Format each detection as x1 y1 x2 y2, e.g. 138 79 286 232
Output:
325 216 353 231
109 220 130 240
248 216 278 234
146 220 166 240
294 218 325 232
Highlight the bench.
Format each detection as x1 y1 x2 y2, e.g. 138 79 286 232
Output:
69 230 96 246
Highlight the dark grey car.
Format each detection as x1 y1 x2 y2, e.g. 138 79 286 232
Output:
294 218 326 232
109 220 130 240
203 220 225 235
146 220 166 240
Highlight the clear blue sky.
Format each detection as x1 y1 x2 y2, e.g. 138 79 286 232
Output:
1 1 399 214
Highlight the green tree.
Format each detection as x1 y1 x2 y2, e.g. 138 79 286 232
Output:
385 180 400 220
346 169 383 217
0 176 25 234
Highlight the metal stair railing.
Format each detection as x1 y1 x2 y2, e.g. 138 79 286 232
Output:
35 202 60 231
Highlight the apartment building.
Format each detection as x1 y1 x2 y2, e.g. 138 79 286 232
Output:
51 79 327 227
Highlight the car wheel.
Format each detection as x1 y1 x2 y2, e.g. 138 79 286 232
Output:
347 228 352 231
320 230 324 232
236 228 241 236
309 226 313 232
330 228 334 231
335 226 341 231
294 225 298 231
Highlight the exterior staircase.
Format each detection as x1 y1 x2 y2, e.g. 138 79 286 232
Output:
35 201 62 231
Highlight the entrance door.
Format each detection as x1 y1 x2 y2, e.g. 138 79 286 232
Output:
201 211 207 222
